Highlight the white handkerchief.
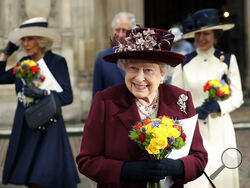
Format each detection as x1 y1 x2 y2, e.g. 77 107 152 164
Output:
37 58 63 92
161 114 198 188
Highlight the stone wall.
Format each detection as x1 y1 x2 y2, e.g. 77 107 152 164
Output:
0 0 144 127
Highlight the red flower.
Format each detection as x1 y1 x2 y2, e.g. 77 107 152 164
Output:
139 133 145 143
166 141 170 148
173 125 183 132
136 123 143 130
31 66 39 74
143 119 151 125
13 67 17 75
216 89 224 96
180 133 186 142
39 75 46 81
203 82 211 91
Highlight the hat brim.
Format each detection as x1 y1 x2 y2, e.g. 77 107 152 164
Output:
8 27 60 45
103 50 186 67
182 24 235 39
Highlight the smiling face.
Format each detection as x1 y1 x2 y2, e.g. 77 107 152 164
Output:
21 36 43 61
195 30 215 51
124 59 164 104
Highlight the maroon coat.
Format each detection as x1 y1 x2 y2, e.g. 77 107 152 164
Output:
76 84 207 188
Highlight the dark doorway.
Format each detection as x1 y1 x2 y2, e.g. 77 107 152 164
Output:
144 0 246 89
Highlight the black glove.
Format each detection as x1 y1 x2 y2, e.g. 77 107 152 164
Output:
196 106 209 120
23 85 48 99
121 160 166 182
2 41 19 56
202 101 220 113
196 101 220 120
156 158 184 177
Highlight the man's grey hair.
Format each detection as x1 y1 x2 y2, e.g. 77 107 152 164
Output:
117 59 174 82
111 12 136 29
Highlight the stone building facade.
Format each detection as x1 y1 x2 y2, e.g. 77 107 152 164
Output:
0 0 144 127
1 0 250 128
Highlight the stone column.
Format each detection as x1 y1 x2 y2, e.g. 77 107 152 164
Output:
245 0 250 90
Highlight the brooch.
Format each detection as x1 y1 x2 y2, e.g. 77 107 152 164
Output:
177 94 188 114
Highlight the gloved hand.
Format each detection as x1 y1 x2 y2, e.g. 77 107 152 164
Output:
121 159 184 182
23 85 48 99
154 158 184 177
202 100 220 113
121 160 166 182
196 106 209 120
196 101 220 120
2 41 19 56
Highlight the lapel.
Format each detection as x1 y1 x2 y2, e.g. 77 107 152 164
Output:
43 50 53 69
157 84 185 119
113 84 187 130
113 86 141 131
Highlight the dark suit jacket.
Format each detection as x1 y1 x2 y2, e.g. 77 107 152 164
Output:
92 48 125 97
77 84 207 188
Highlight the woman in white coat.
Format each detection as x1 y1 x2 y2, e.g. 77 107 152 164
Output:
172 8 243 188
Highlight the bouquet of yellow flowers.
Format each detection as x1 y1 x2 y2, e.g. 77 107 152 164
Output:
129 116 186 188
203 79 230 101
13 59 45 103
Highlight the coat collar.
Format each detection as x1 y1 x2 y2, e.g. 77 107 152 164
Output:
113 85 141 131
112 84 181 131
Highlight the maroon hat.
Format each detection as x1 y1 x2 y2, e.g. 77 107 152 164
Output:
103 27 186 67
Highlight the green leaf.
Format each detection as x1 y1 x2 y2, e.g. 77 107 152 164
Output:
173 137 185 149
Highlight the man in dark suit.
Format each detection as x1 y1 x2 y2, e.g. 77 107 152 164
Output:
92 12 136 97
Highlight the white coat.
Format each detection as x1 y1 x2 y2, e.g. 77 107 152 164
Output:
172 47 243 188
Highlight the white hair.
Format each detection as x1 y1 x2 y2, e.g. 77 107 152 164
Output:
117 59 174 82
111 12 136 29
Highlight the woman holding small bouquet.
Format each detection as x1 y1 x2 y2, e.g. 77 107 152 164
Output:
76 26 208 188
0 17 79 187
172 9 244 188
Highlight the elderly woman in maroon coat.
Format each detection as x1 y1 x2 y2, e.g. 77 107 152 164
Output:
76 27 208 188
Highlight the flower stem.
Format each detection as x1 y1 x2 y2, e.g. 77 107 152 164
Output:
147 181 161 188
25 96 34 104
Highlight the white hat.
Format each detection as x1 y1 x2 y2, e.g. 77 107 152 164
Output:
8 17 60 44
169 27 183 42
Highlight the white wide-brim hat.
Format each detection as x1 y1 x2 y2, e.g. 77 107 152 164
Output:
8 17 60 44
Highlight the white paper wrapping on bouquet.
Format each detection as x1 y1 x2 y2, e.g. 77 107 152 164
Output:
37 58 63 92
160 114 198 188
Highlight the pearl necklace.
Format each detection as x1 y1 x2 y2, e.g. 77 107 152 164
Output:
136 94 159 119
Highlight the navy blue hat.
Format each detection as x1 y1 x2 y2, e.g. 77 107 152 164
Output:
182 8 234 39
